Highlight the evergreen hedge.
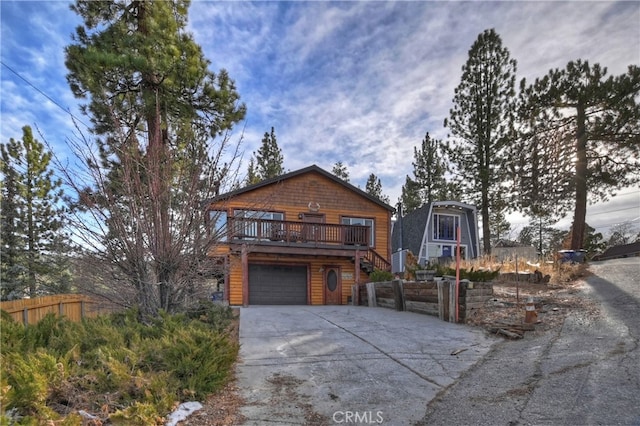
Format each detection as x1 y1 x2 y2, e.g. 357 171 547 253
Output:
0 302 238 425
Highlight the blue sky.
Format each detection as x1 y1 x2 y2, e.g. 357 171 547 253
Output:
1 1 639 237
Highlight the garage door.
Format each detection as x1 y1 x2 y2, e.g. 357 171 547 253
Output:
248 264 308 305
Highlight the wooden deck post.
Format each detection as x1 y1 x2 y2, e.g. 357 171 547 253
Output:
241 244 249 307
354 249 361 285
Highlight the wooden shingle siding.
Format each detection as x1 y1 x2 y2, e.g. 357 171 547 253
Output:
207 166 392 305
212 172 391 255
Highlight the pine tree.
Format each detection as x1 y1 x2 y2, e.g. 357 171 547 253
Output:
0 126 68 299
400 132 457 212
0 143 25 300
518 61 640 250
445 29 517 255
65 0 246 316
509 127 574 226
255 127 284 180
332 161 350 182
412 132 450 203
245 156 260 185
400 175 421 214
365 173 390 204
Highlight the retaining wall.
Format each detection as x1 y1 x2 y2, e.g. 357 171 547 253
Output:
353 279 493 323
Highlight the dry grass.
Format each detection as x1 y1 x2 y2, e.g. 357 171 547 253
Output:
451 256 588 285
460 257 599 333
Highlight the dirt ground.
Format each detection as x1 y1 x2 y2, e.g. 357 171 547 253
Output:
467 274 601 335
181 267 599 425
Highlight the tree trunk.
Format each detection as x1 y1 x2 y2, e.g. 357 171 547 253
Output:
26 175 36 297
139 2 173 313
481 190 491 255
571 101 588 250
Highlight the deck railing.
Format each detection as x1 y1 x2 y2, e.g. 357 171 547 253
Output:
228 217 371 247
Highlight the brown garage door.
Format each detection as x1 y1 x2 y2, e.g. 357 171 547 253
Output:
248 264 308 305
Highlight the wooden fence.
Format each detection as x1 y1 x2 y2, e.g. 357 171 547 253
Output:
0 294 116 326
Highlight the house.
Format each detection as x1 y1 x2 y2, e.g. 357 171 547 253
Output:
391 201 480 273
206 165 394 306
592 242 640 261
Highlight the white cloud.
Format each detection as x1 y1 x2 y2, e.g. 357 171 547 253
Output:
2 0 638 231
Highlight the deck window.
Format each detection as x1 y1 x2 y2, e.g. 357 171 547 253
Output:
433 214 459 241
233 210 284 239
209 210 228 241
341 217 374 246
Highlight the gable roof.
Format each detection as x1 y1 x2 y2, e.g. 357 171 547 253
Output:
207 164 395 211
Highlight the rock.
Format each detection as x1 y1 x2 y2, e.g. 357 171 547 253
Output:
166 401 203 426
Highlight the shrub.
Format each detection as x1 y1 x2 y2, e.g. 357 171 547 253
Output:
0 305 238 423
0 311 24 352
2 350 62 420
139 317 238 399
186 300 234 333
368 269 394 282
427 263 500 282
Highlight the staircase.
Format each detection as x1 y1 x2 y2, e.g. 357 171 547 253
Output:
356 249 391 273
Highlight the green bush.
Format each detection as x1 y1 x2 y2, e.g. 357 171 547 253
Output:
3 350 62 420
139 314 238 399
428 263 500 282
368 269 394 282
0 311 24 352
0 305 238 424
186 300 234 333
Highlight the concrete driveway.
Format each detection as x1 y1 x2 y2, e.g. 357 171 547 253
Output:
237 305 497 425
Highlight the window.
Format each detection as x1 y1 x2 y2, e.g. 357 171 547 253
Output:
341 217 374 246
209 210 228 241
433 214 459 241
233 210 284 221
233 210 284 239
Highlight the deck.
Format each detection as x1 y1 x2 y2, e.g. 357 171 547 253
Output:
224 217 390 271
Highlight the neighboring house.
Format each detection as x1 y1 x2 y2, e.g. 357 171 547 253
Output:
206 165 394 306
391 201 480 273
592 242 640 261
493 240 538 261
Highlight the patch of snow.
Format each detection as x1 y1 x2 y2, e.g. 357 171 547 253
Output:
165 401 203 426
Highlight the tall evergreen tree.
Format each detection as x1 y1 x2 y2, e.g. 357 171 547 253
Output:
400 132 458 213
412 132 450 203
245 156 260 185
332 161 350 182
65 0 246 316
489 206 511 248
365 173 390 204
509 127 574 226
254 127 283 180
0 142 25 299
0 126 68 299
399 175 421 214
517 61 640 250
445 29 517 255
